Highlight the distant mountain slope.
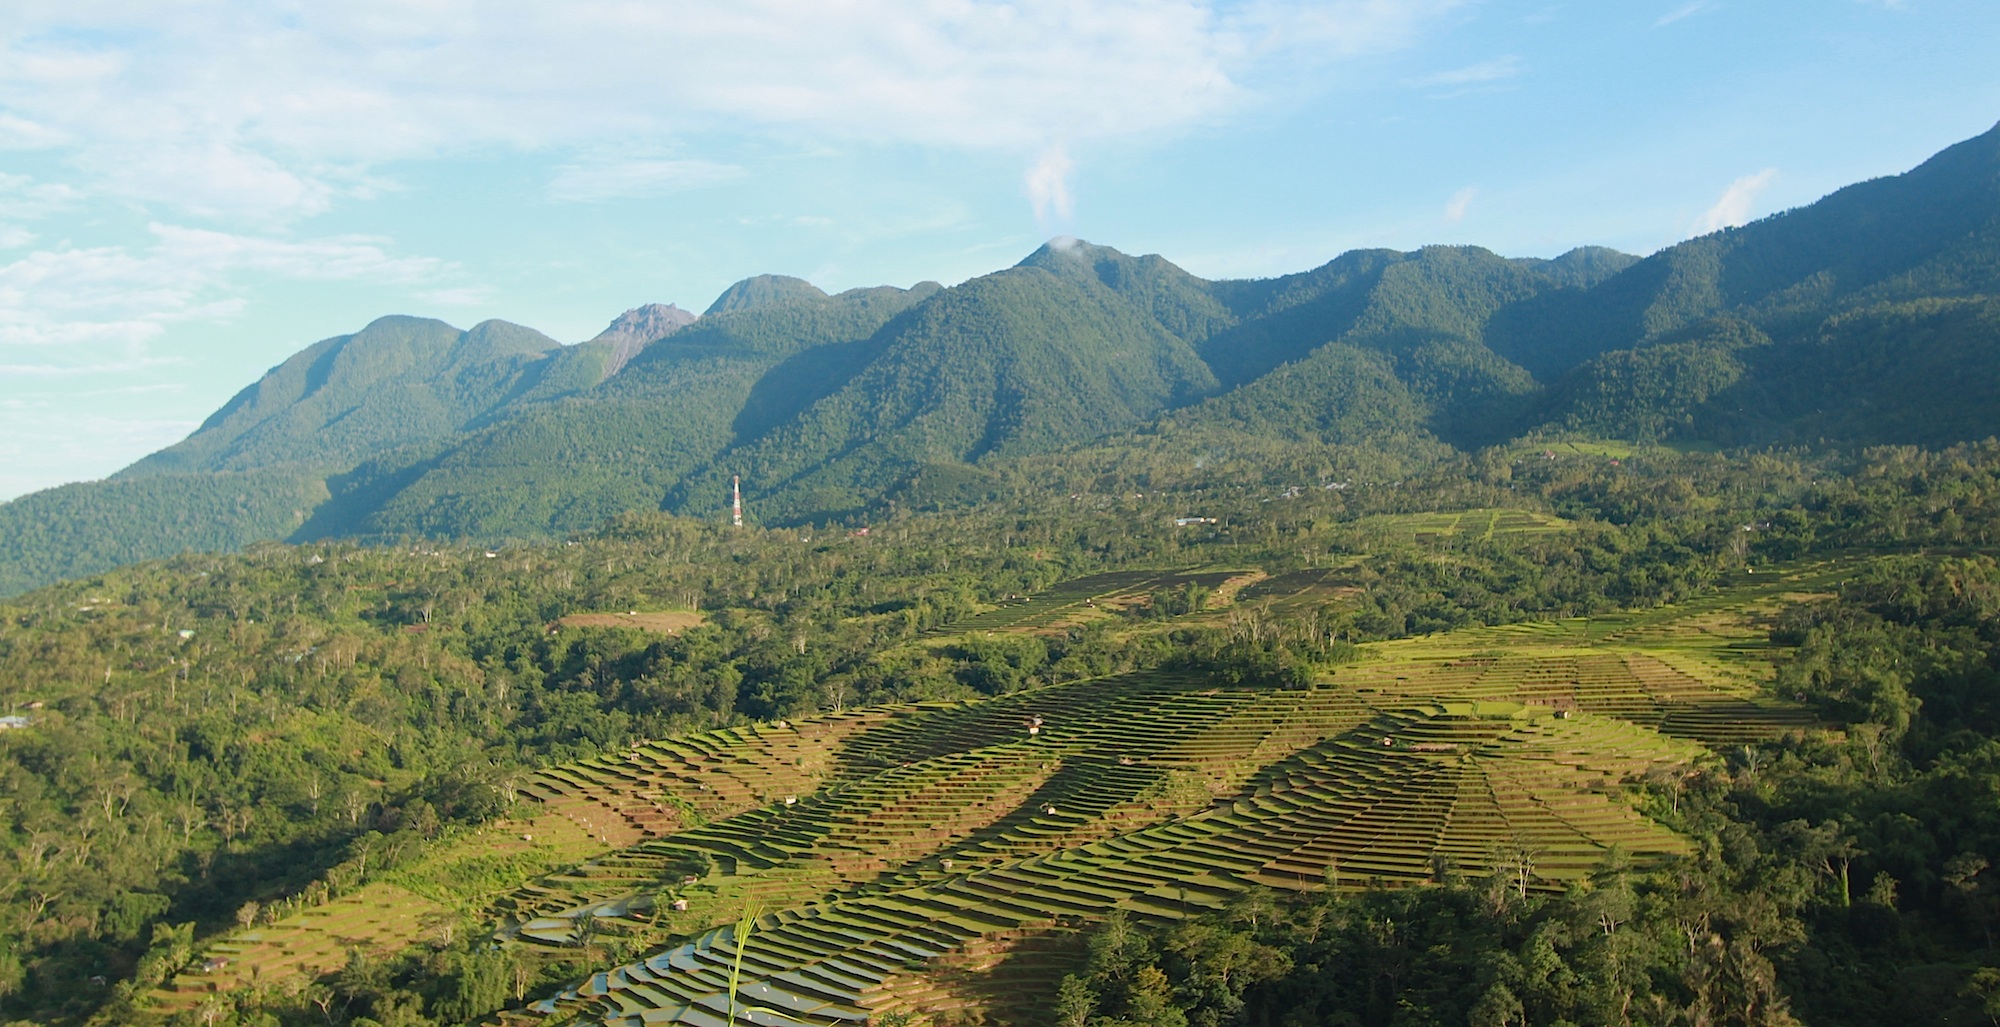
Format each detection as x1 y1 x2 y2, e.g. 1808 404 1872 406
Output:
1490 120 2000 379
1540 297 2000 446
671 245 1223 520
704 274 828 315
0 471 331 596
4 119 2000 594
0 316 572 592
1182 246 1574 447
123 316 565 477
336 283 940 540
1515 121 2000 442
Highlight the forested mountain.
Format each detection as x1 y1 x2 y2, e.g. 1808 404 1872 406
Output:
5 121 2000 594
123 316 562 478
328 282 940 542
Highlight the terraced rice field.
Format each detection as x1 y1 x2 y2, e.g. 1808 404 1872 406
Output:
528 702 1703 1026
937 568 1248 635
503 563 1837 1025
1234 565 1363 610
154 810 607 1013
167 561 1852 1025
158 884 447 1008
1362 507 1572 542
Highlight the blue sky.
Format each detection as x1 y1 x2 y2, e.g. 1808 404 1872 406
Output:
2 0 1998 500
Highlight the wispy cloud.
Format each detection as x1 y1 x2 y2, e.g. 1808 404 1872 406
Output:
548 159 747 203
0 112 67 149
0 225 457 349
0 357 182 376
1444 187 1477 223
1654 2 1717 28
1694 168 1778 234
0 1 1463 221
0 173 82 220
1410 55 1522 89
1025 145 1077 227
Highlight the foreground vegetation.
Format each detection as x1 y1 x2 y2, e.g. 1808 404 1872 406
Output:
2 442 2000 1026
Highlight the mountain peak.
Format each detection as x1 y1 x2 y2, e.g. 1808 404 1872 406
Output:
705 275 828 316
1017 236 1127 270
589 303 696 347
588 303 698 377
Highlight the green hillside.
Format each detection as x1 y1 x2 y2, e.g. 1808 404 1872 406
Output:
0 470 331 596
343 283 940 541
9 442 2000 1025
122 316 564 477
672 253 1222 522
1491 119 2000 379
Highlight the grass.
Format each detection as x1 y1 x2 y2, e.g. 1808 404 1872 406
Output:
1359 507 1572 542
151 796 607 1011
153 883 448 1011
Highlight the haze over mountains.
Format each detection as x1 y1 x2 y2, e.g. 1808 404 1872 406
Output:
5 121 2000 596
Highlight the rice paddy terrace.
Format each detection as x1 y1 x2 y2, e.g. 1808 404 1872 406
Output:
157 556 1851 1025
1359 507 1573 544
934 568 1255 634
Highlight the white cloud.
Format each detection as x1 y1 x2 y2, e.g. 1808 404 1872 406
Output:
548 159 747 203
1026 145 1076 226
1410 56 1521 88
81 144 339 221
0 1 1460 221
0 221 461 495
1694 168 1777 234
1444 187 1476 222
0 112 66 149
0 225 34 249
0 172 82 219
0 225 455 350
1654 2 1717 28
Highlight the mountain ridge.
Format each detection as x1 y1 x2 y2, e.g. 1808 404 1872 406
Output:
5 119 2000 594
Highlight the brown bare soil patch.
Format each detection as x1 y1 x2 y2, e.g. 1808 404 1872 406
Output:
1207 569 1269 608
557 611 706 633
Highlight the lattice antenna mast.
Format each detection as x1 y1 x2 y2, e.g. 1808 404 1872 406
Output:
732 475 743 528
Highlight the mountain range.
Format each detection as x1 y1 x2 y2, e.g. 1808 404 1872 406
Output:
5 121 2000 595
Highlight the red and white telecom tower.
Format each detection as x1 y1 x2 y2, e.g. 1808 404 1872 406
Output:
731 475 743 527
